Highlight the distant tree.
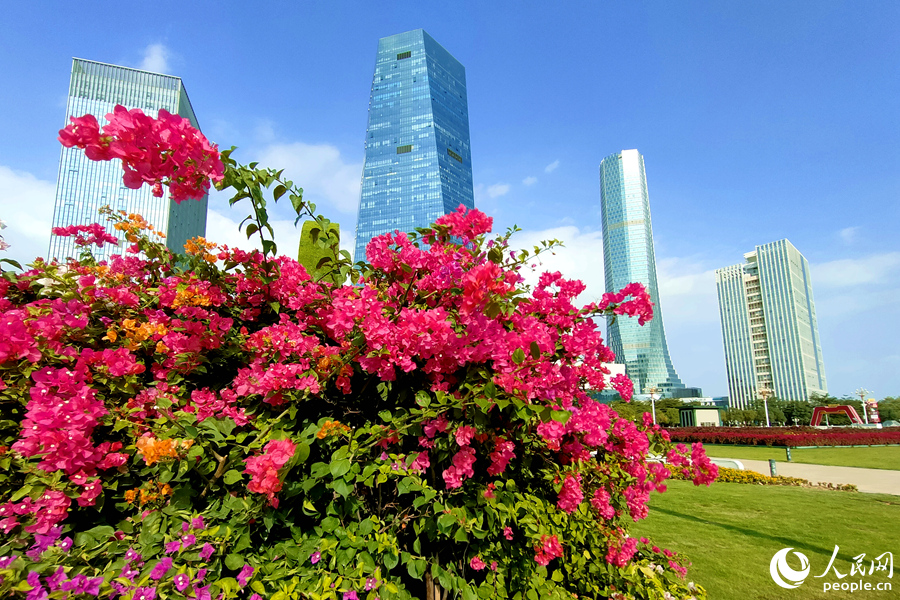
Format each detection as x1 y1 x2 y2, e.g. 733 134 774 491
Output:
876 396 900 422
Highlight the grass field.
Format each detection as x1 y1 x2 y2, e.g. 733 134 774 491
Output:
701 444 900 471
632 480 900 600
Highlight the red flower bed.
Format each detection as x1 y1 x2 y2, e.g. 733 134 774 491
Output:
666 427 900 447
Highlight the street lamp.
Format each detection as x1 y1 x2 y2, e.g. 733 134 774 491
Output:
647 386 660 426
758 387 773 427
855 387 871 425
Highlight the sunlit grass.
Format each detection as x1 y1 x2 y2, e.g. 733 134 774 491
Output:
701 444 900 471
632 480 900 600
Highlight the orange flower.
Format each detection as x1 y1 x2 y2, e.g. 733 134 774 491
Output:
316 419 351 439
124 489 137 504
136 436 179 465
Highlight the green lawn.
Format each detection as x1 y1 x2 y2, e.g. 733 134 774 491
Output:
701 444 900 471
632 480 900 600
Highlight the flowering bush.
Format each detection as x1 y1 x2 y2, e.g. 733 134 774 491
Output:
668 427 900 447
0 106 717 600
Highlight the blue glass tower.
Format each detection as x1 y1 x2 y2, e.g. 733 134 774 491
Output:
354 30 475 261
600 149 684 396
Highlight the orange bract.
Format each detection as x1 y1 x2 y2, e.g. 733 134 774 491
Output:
316 419 351 439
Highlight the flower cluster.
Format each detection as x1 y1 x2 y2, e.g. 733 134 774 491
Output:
58 106 224 202
244 439 296 506
51 223 119 248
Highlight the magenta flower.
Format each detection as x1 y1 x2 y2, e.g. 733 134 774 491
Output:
196 568 207 582
199 543 214 561
181 534 196 548
173 573 191 592
469 556 486 570
343 592 358 600
250 595 263 600
237 563 254 586
0 556 16 569
191 516 205 530
165 540 181 554
310 551 321 564
364 578 379 591
58 537 72 551
133 587 157 600
150 557 173 580
124 547 142 563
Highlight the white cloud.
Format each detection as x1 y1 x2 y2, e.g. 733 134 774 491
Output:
839 226 861 244
811 252 900 289
139 44 170 74
544 160 560 173
0 166 56 267
512 226 605 308
486 183 510 198
522 176 538 186
254 142 361 215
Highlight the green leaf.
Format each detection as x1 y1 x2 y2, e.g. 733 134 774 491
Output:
512 348 526 364
415 390 431 408
330 459 351 478
273 184 287 200
223 470 243 485
321 517 340 533
383 552 399 570
225 553 244 570
530 341 541 359
378 410 393 422
550 410 571 424
408 558 427 580
332 479 352 497
296 442 310 464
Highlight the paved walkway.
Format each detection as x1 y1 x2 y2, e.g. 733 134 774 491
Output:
723 459 900 495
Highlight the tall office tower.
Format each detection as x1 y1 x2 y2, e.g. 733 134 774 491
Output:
716 239 827 407
49 58 207 261
354 30 475 261
599 149 685 396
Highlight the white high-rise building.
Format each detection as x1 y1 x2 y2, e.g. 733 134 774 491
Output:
715 239 827 407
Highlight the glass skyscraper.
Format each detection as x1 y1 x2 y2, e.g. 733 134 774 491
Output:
354 30 475 261
49 58 207 262
716 239 827 407
599 149 684 396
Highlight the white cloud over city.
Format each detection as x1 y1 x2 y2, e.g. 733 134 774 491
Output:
139 43 170 74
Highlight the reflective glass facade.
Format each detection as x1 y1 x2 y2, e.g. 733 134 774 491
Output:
354 30 475 261
49 58 207 262
716 239 827 407
600 149 684 395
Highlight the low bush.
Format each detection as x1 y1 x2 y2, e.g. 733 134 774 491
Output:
667 427 900 447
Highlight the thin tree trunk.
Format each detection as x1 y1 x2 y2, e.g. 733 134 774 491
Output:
426 571 435 600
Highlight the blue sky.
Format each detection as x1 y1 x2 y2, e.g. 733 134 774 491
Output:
1 1 898 399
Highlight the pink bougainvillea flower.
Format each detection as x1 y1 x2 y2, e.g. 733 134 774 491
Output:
310 551 321 564
150 557 173 580
469 556 486 570
58 105 224 203
244 439 296 507
533 534 564 566
173 573 191 592
237 564 254 586
199 543 215 561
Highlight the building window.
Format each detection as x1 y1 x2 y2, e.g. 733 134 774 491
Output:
397 51 411 60
397 145 413 154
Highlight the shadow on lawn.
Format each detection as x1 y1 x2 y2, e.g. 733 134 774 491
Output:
651 506 847 560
